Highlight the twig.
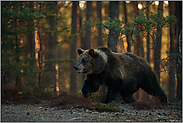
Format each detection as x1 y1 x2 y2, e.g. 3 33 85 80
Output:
140 1 154 14
130 1 154 57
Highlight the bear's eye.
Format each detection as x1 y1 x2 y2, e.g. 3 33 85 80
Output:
82 59 86 64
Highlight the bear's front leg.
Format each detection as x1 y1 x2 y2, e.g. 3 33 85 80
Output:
101 86 121 104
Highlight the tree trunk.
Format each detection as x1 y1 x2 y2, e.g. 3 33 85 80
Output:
145 1 150 100
27 1 35 64
154 1 163 82
133 1 144 57
133 1 144 100
70 1 78 93
168 1 176 100
47 2 57 92
79 4 85 49
123 1 130 52
108 1 119 52
37 3 42 89
86 1 92 49
27 2 36 87
15 17 22 90
97 1 103 47
97 1 107 94
146 1 150 64
175 1 182 100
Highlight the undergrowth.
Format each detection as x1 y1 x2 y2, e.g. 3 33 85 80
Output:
2 86 170 112
90 101 120 112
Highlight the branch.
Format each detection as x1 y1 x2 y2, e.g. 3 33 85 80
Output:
143 31 156 58
140 1 154 14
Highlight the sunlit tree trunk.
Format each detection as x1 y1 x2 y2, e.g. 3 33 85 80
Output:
123 1 130 52
70 1 78 93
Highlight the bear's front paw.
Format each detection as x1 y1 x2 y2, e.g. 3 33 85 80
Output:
100 99 110 104
124 98 135 103
100 101 106 104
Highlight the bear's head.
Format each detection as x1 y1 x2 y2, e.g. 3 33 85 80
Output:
74 48 107 74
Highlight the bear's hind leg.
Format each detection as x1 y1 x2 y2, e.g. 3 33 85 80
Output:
120 90 135 103
102 85 121 104
140 82 167 103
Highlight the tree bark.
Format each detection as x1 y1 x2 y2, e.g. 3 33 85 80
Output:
154 1 163 82
97 1 103 47
133 1 144 100
168 1 176 100
108 1 119 52
26 2 36 87
86 1 92 49
15 18 20 89
47 2 57 92
175 1 182 100
79 3 85 49
123 1 130 52
133 1 144 57
27 2 35 64
146 1 150 64
37 3 43 89
145 1 150 100
70 1 78 93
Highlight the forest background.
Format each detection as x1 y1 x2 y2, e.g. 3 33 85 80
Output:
1 1 182 101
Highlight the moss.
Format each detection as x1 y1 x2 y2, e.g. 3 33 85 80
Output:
91 101 120 112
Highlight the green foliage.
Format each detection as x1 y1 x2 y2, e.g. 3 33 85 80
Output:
160 50 182 79
81 8 178 75
1 2 73 92
34 85 57 99
81 9 177 42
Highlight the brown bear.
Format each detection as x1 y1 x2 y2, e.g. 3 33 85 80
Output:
74 47 167 104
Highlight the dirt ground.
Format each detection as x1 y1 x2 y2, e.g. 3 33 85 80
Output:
1 100 182 122
1 88 182 122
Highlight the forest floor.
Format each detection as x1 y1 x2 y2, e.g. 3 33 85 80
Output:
1 88 182 122
1 100 182 122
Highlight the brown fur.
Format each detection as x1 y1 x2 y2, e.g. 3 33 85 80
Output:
74 47 167 104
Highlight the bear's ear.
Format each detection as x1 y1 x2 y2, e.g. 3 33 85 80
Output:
89 49 95 57
77 48 84 55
